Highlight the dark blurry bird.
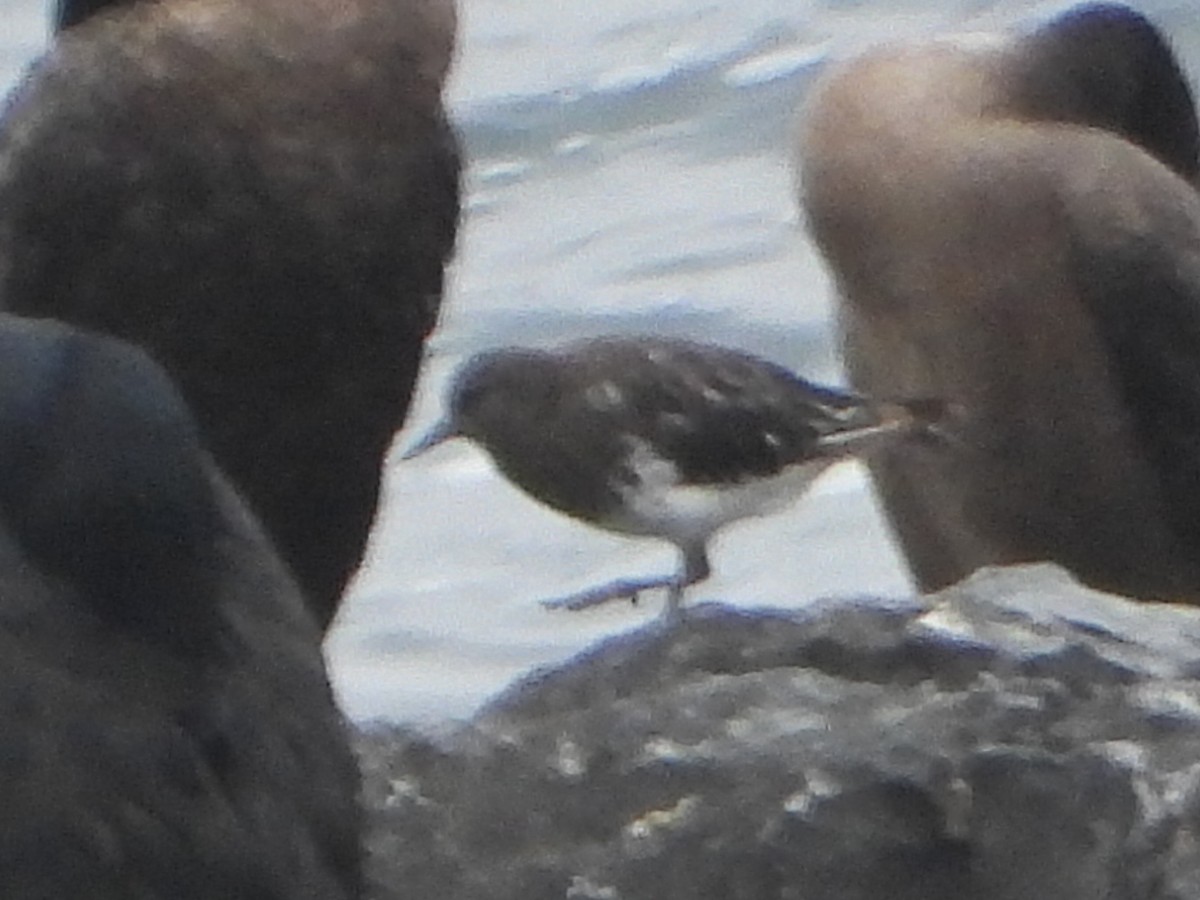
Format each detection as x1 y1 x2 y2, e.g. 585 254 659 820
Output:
0 0 462 631
799 2 1200 602
404 336 948 619
54 0 131 29
0 314 361 899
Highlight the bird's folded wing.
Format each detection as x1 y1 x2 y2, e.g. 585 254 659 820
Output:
1068 153 1200 552
594 350 855 485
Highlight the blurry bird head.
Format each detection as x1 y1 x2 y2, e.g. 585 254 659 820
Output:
401 347 563 460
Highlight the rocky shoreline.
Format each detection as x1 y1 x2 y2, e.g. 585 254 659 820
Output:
358 564 1200 900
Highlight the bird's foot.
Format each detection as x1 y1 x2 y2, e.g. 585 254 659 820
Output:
541 575 678 612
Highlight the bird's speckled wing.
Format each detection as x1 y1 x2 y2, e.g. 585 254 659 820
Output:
560 337 882 485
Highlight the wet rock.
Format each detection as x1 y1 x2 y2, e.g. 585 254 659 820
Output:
359 564 1200 900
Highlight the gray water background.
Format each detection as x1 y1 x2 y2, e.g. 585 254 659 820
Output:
2 0 1198 723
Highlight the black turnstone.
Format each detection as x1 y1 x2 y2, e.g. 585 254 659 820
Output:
799 2 1200 602
0 0 461 631
404 336 948 619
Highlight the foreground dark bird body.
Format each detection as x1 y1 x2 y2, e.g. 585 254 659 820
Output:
405 337 947 618
0 315 362 898
799 2 1200 601
0 0 462 630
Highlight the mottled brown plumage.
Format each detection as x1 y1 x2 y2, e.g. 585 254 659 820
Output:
406 336 947 618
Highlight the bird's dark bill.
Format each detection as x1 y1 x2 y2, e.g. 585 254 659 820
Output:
400 419 456 460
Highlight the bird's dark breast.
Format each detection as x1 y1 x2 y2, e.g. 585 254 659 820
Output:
479 402 634 525
0 0 462 628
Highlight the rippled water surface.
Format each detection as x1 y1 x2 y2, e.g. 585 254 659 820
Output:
4 0 1200 722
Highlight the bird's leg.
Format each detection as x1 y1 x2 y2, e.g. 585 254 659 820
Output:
661 543 711 624
542 543 713 616
541 574 679 612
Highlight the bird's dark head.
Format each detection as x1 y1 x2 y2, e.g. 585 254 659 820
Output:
54 0 140 32
1006 2 1200 181
403 347 562 459
0 315 225 652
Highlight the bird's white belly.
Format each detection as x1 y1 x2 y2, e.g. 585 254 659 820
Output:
608 448 836 543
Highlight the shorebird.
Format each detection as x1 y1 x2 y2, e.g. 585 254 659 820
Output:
404 336 949 620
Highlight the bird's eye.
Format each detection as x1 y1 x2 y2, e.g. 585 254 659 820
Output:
454 381 483 414
452 366 494 416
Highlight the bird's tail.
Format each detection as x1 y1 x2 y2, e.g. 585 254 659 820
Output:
815 395 961 457
878 396 963 448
